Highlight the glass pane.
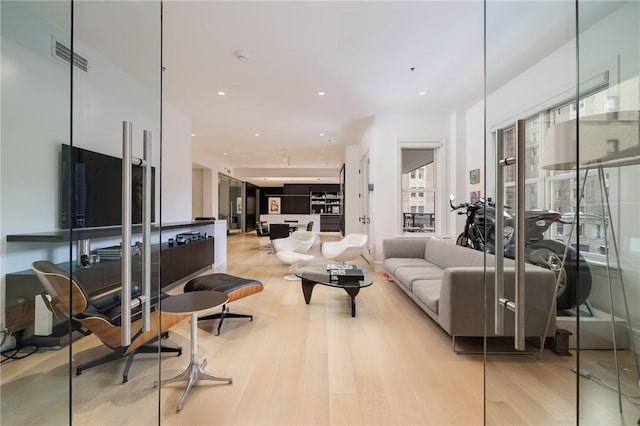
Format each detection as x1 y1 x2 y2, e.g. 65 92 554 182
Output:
1 1 72 424
71 1 162 423
578 1 640 423
485 1 578 424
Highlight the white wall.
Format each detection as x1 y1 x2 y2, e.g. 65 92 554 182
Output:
368 112 451 266
464 101 485 243
192 169 203 217
162 101 192 222
1 2 193 275
191 145 236 221
1 2 72 329
344 144 361 235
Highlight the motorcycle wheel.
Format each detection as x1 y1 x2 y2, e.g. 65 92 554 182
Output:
528 240 592 311
456 233 482 250
456 233 472 247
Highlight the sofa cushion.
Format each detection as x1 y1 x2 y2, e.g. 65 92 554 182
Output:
394 266 444 287
384 257 437 275
411 279 440 314
424 239 485 269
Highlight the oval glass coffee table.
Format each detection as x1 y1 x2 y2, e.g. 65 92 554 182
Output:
293 263 373 317
155 291 232 412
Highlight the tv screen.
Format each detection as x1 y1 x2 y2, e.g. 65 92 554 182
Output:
60 144 155 229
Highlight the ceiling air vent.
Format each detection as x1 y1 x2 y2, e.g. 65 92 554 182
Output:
52 39 88 72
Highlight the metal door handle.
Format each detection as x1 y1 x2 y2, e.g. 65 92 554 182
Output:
122 121 133 346
121 122 153 346
495 129 505 336
495 120 526 351
141 130 152 332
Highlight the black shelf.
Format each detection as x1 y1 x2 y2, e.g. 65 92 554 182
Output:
6 220 216 243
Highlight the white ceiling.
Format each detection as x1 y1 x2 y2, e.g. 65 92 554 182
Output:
33 1 624 187
162 1 486 186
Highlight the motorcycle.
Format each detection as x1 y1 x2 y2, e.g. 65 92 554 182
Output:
449 195 592 311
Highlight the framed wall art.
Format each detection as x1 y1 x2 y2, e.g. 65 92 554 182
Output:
268 197 281 214
469 168 481 185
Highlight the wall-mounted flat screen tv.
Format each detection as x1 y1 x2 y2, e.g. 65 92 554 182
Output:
60 144 155 229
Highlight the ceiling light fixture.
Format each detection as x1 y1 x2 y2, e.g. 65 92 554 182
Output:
255 133 260 137
318 91 325 96
191 133 196 137
419 91 427 95
235 49 251 62
217 91 225 96
319 133 325 136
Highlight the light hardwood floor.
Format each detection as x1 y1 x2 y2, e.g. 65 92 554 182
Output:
1 232 638 425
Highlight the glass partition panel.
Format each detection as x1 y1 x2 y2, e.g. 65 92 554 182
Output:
219 174 244 235
577 1 640 423
71 1 162 423
485 1 579 424
1 1 72 424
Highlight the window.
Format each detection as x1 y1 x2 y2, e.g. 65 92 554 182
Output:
401 147 437 233
496 85 621 259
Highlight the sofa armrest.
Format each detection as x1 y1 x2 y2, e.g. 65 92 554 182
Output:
383 238 429 259
438 267 486 336
439 265 556 338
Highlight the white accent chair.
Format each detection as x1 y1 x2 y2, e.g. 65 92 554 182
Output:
272 230 315 254
276 251 315 280
321 234 368 262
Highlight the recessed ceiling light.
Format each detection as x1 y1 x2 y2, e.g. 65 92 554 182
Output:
255 133 260 137
319 133 325 136
318 91 325 96
223 152 228 155
419 91 427 95
191 133 196 137
217 91 226 96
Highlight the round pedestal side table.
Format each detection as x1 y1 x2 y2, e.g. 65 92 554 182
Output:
154 290 232 412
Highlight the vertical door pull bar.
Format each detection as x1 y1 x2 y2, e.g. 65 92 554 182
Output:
121 121 133 346
514 119 526 351
495 121 526 351
141 130 152 332
495 129 505 336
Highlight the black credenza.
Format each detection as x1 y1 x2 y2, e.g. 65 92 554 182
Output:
4 237 214 337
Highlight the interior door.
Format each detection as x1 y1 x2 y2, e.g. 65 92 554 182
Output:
359 153 372 261
484 1 579 424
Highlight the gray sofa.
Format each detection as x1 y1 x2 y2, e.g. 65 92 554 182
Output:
383 238 556 343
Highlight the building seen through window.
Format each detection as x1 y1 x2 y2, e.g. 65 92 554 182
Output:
401 147 436 233
501 86 627 256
